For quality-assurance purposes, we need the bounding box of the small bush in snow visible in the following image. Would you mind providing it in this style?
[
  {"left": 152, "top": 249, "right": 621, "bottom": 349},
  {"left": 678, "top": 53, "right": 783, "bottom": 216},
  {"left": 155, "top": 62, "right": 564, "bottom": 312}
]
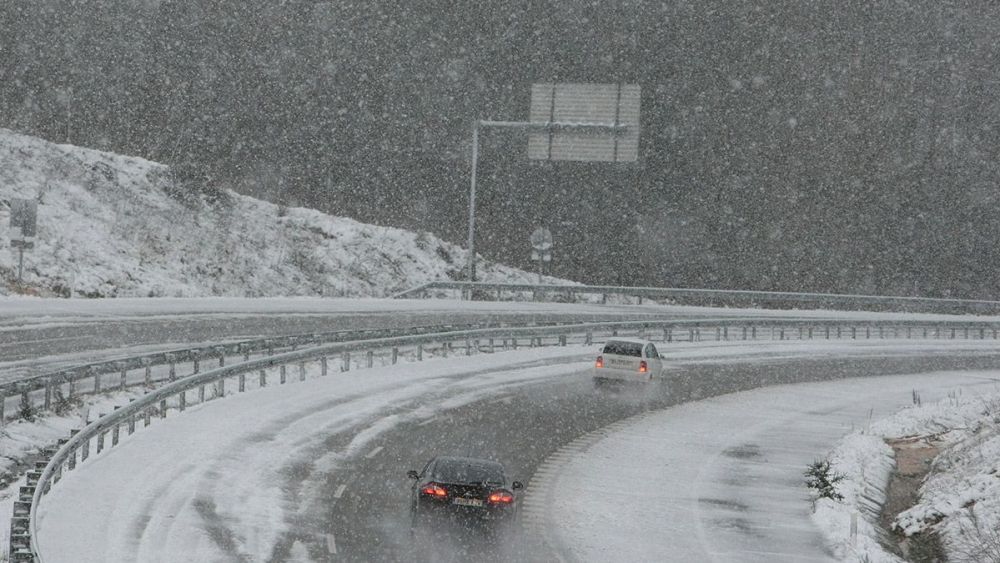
[
  {"left": 17, "top": 393, "right": 36, "bottom": 422},
  {"left": 805, "top": 460, "right": 844, "bottom": 501}
]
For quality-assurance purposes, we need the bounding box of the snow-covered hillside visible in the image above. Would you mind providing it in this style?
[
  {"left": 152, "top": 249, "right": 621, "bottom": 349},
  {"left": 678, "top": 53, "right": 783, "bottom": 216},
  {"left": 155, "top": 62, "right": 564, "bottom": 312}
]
[{"left": 0, "top": 129, "right": 569, "bottom": 297}]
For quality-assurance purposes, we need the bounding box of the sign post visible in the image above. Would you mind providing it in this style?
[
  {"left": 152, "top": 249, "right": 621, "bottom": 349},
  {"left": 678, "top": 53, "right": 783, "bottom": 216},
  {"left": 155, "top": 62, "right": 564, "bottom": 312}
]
[
  {"left": 9, "top": 199, "right": 37, "bottom": 284},
  {"left": 530, "top": 227, "right": 553, "bottom": 283},
  {"left": 465, "top": 83, "right": 640, "bottom": 294}
]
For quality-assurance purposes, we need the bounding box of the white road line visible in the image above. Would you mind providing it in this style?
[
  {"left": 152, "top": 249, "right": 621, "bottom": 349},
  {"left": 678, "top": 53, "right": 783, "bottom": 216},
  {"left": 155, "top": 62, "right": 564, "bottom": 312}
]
[
  {"left": 365, "top": 446, "right": 384, "bottom": 459},
  {"left": 334, "top": 484, "right": 347, "bottom": 499},
  {"left": 326, "top": 533, "right": 337, "bottom": 554},
  {"left": 417, "top": 417, "right": 437, "bottom": 426}
]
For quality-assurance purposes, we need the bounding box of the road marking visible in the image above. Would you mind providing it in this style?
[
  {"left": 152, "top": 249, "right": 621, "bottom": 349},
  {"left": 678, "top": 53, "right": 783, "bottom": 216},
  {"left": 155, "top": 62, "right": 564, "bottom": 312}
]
[
  {"left": 365, "top": 446, "right": 384, "bottom": 459},
  {"left": 334, "top": 484, "right": 347, "bottom": 499},
  {"left": 326, "top": 533, "right": 337, "bottom": 554},
  {"left": 417, "top": 417, "right": 437, "bottom": 426}
]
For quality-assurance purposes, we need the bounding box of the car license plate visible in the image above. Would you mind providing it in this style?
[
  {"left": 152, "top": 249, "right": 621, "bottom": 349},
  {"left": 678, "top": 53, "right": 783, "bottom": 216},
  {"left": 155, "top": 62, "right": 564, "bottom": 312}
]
[{"left": 453, "top": 497, "right": 484, "bottom": 507}]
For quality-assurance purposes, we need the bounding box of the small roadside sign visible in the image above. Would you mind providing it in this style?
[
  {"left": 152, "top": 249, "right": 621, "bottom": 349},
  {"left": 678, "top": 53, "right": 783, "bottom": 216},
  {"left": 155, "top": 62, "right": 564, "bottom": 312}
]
[{"left": 9, "top": 198, "right": 38, "bottom": 284}]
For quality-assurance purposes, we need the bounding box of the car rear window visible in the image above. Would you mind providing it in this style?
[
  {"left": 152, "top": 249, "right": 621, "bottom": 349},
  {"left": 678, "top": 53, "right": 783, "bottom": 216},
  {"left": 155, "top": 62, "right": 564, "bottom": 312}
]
[
  {"left": 433, "top": 460, "right": 504, "bottom": 484},
  {"left": 602, "top": 341, "right": 643, "bottom": 357}
]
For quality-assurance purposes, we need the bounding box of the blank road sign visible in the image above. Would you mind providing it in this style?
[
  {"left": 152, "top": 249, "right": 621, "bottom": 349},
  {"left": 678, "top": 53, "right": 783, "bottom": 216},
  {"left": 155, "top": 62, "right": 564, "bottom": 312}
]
[{"left": 529, "top": 83, "right": 640, "bottom": 162}]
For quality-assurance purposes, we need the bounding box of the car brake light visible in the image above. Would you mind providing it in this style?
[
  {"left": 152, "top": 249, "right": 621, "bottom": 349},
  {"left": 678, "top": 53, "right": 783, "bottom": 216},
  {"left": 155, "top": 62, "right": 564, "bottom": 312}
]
[
  {"left": 420, "top": 483, "right": 448, "bottom": 498},
  {"left": 488, "top": 491, "right": 514, "bottom": 504},
  {"left": 595, "top": 356, "right": 604, "bottom": 368},
  {"left": 639, "top": 360, "right": 648, "bottom": 373}
]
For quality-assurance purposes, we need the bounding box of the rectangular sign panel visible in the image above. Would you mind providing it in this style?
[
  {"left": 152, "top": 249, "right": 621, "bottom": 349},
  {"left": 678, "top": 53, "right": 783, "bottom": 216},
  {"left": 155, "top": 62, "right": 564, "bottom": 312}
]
[
  {"left": 528, "top": 83, "right": 640, "bottom": 162},
  {"left": 10, "top": 198, "right": 38, "bottom": 238}
]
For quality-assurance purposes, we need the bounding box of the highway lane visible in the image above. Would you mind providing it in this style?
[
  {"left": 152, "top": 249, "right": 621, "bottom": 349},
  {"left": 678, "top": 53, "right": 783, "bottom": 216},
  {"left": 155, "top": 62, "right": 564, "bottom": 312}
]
[
  {"left": 0, "top": 308, "right": 679, "bottom": 381},
  {"left": 306, "top": 352, "right": 1000, "bottom": 562}
]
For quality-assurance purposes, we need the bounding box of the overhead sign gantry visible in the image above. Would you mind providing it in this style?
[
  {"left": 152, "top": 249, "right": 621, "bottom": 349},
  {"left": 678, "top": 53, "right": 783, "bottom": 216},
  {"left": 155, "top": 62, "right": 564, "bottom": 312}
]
[{"left": 465, "top": 83, "right": 641, "bottom": 287}]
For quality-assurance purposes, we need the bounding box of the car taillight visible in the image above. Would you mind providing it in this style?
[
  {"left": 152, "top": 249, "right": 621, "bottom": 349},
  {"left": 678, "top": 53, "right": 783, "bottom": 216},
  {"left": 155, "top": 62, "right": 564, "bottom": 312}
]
[
  {"left": 420, "top": 483, "right": 448, "bottom": 498},
  {"left": 639, "top": 360, "right": 648, "bottom": 373},
  {"left": 488, "top": 490, "right": 514, "bottom": 504},
  {"left": 595, "top": 356, "right": 604, "bottom": 368}
]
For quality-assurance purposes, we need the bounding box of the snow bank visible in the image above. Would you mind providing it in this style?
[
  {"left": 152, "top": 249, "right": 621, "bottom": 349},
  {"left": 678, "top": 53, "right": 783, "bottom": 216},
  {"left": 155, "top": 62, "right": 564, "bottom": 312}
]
[
  {"left": 812, "top": 383, "right": 1000, "bottom": 562},
  {"left": 0, "top": 128, "right": 572, "bottom": 298}
]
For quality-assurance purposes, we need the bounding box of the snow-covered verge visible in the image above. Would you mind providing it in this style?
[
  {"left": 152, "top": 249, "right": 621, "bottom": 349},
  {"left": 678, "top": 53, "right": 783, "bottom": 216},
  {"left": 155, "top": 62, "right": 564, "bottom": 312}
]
[
  {"left": 813, "top": 385, "right": 1000, "bottom": 562},
  {"left": 0, "top": 128, "right": 572, "bottom": 298}
]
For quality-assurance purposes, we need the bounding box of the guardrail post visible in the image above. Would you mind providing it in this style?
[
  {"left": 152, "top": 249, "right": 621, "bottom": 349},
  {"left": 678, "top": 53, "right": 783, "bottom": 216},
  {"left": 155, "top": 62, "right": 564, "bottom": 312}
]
[
  {"left": 81, "top": 438, "right": 89, "bottom": 462},
  {"left": 120, "top": 366, "right": 127, "bottom": 391},
  {"left": 193, "top": 359, "right": 200, "bottom": 374},
  {"left": 965, "top": 327, "right": 970, "bottom": 339},
  {"left": 612, "top": 328, "right": 619, "bottom": 336},
  {"left": 366, "top": 351, "right": 374, "bottom": 368},
  {"left": 218, "top": 353, "right": 225, "bottom": 368},
  {"left": 144, "top": 409, "right": 152, "bottom": 427},
  {"left": 825, "top": 326, "right": 830, "bottom": 339},
  {"left": 97, "top": 432, "right": 104, "bottom": 454},
  {"left": 260, "top": 369, "right": 267, "bottom": 387},
  {"left": 159, "top": 399, "right": 167, "bottom": 418},
  {"left": 280, "top": 365, "right": 288, "bottom": 383},
  {"left": 198, "top": 385, "right": 206, "bottom": 402},
  {"left": 20, "top": 387, "right": 30, "bottom": 414},
  {"left": 878, "top": 326, "right": 884, "bottom": 339},
  {"left": 93, "top": 370, "right": 101, "bottom": 394},
  {"left": 44, "top": 380, "right": 52, "bottom": 411},
  {"left": 243, "top": 347, "right": 251, "bottom": 362},
  {"left": 980, "top": 328, "right": 985, "bottom": 339},
  {"left": 112, "top": 423, "right": 120, "bottom": 447},
  {"left": 808, "top": 327, "right": 814, "bottom": 339},
  {"left": 465, "top": 337, "right": 472, "bottom": 355},
  {"left": 144, "top": 364, "right": 152, "bottom": 387},
  {"left": 68, "top": 433, "right": 79, "bottom": 469},
  {"left": 851, "top": 327, "right": 857, "bottom": 339},
  {"left": 299, "top": 362, "right": 307, "bottom": 381},
  {"left": 752, "top": 326, "right": 757, "bottom": 339},
  {"left": 664, "top": 328, "right": 671, "bottom": 343},
  {"left": 392, "top": 348, "right": 399, "bottom": 364},
  {"left": 169, "top": 359, "right": 177, "bottom": 382},
  {"left": 342, "top": 353, "right": 351, "bottom": 372},
  {"left": 128, "top": 410, "right": 136, "bottom": 435},
  {"left": 512, "top": 338, "right": 518, "bottom": 350},
  {"left": 218, "top": 377, "right": 225, "bottom": 397},
  {"left": 321, "top": 357, "right": 329, "bottom": 375},
  {"left": 950, "top": 328, "right": 956, "bottom": 339},
  {"left": 715, "top": 327, "right": 721, "bottom": 341},
  {"left": 417, "top": 345, "right": 424, "bottom": 361},
  {"left": 779, "top": 328, "right": 785, "bottom": 340},
  {"left": 239, "top": 373, "right": 246, "bottom": 392},
  {"left": 559, "top": 335, "right": 567, "bottom": 346}
]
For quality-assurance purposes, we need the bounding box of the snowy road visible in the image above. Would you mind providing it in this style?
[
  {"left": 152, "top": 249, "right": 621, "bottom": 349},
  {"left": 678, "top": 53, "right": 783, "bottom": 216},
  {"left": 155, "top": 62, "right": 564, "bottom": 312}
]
[
  {"left": 0, "top": 297, "right": 745, "bottom": 382},
  {"left": 33, "top": 339, "right": 1000, "bottom": 562}
]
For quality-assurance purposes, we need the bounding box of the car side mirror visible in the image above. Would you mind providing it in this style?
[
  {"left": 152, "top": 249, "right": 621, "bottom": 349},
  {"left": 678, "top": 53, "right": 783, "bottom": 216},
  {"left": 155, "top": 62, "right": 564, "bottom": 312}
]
[
  {"left": 511, "top": 481, "right": 524, "bottom": 490},
  {"left": 407, "top": 470, "right": 420, "bottom": 480}
]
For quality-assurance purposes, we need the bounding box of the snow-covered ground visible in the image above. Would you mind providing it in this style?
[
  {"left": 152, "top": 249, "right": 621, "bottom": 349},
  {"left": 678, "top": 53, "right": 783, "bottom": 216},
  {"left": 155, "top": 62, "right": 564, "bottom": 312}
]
[
  {"left": 20, "top": 338, "right": 1000, "bottom": 562},
  {"left": 0, "top": 128, "right": 571, "bottom": 298},
  {"left": 814, "top": 380, "right": 1000, "bottom": 562}
]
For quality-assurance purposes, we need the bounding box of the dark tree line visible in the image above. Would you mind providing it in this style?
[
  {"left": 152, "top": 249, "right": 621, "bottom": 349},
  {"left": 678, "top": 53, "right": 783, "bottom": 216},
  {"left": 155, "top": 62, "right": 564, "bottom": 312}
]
[{"left": 3, "top": 0, "right": 1000, "bottom": 298}]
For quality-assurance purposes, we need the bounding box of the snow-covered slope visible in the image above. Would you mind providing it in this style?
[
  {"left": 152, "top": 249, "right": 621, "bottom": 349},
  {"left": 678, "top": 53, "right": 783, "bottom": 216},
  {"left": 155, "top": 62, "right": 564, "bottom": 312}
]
[{"left": 0, "top": 129, "right": 569, "bottom": 297}]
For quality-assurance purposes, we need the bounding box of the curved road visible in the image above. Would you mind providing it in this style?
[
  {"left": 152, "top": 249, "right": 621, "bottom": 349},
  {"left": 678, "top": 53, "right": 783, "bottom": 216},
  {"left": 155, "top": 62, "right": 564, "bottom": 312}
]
[{"left": 35, "top": 342, "right": 1000, "bottom": 562}]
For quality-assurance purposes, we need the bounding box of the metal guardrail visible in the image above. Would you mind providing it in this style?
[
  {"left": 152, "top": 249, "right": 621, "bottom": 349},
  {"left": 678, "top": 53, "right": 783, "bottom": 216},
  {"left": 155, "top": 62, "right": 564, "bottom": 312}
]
[
  {"left": 0, "top": 322, "right": 547, "bottom": 426},
  {"left": 394, "top": 281, "right": 1000, "bottom": 315},
  {"left": 19, "top": 317, "right": 1000, "bottom": 562}
]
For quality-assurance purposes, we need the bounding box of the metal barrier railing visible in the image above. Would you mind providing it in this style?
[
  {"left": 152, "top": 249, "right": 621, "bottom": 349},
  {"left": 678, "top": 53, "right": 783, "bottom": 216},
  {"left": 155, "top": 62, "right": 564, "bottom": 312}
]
[
  {"left": 18, "top": 317, "right": 1000, "bottom": 562},
  {"left": 394, "top": 281, "right": 1000, "bottom": 315},
  {"left": 0, "top": 321, "right": 554, "bottom": 427}
]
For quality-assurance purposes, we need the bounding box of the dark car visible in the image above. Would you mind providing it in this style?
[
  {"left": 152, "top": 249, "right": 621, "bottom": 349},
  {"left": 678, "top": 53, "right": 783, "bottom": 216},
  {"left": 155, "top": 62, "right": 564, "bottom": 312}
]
[{"left": 408, "top": 456, "right": 523, "bottom": 534}]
